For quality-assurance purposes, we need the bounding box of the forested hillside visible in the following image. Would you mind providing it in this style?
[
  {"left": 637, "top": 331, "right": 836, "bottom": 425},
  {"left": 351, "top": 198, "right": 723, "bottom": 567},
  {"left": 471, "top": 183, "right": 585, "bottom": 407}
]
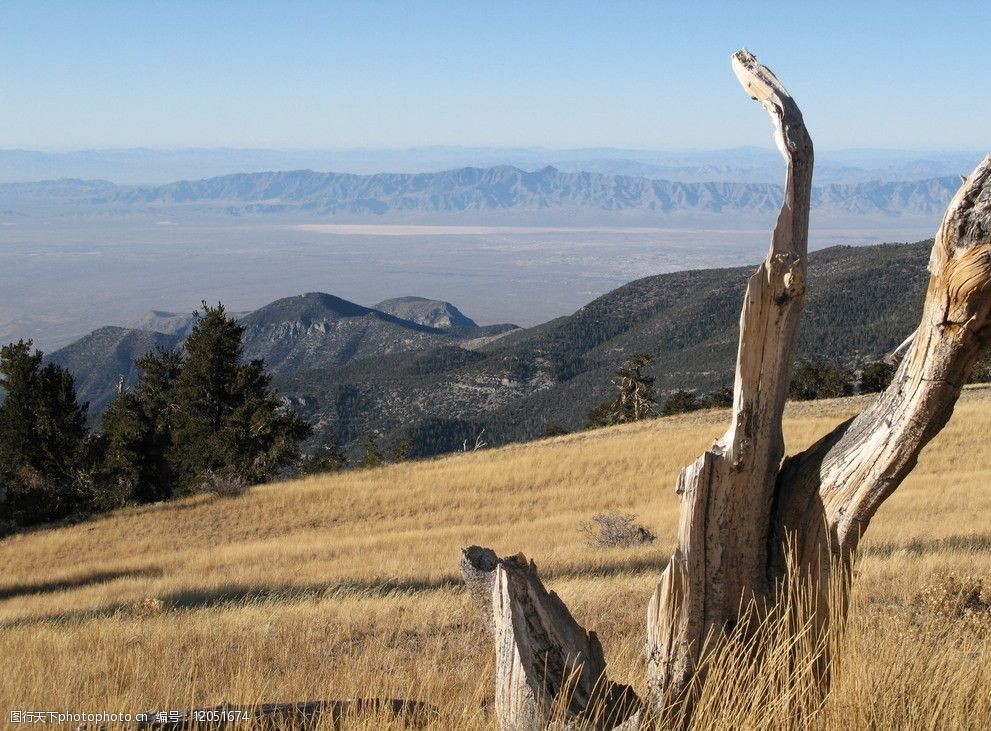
[
  {"left": 275, "top": 241, "right": 932, "bottom": 456},
  {"left": 43, "top": 240, "right": 933, "bottom": 461}
]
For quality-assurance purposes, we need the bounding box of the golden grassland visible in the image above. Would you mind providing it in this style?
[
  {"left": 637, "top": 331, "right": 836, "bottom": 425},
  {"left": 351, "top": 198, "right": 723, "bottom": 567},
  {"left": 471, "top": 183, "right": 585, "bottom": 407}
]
[{"left": 2, "top": 387, "right": 991, "bottom": 729}]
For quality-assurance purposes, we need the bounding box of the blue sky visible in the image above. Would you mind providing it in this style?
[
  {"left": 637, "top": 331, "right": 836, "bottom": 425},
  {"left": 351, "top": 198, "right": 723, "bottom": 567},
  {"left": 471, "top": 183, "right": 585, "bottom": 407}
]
[{"left": 1, "top": 1, "right": 988, "bottom": 151}]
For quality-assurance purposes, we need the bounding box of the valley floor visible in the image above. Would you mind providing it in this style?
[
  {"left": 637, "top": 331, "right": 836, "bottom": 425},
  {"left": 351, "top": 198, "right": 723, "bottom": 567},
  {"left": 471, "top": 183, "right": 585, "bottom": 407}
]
[{"left": 2, "top": 388, "right": 990, "bottom": 728}]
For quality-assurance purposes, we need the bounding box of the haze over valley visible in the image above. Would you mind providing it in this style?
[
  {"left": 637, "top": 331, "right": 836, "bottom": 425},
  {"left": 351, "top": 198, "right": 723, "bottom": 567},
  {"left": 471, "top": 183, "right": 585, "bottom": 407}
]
[{"left": 0, "top": 153, "right": 970, "bottom": 349}]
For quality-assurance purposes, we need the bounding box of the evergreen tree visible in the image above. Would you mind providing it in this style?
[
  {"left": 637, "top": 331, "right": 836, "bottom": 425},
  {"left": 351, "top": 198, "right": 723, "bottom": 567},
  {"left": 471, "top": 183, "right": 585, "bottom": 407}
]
[
  {"left": 859, "top": 360, "right": 897, "bottom": 394},
  {"left": 391, "top": 436, "right": 413, "bottom": 462},
  {"left": 968, "top": 345, "right": 991, "bottom": 383},
  {"left": 789, "top": 361, "right": 853, "bottom": 401},
  {"left": 0, "top": 341, "right": 45, "bottom": 481},
  {"left": 359, "top": 435, "right": 384, "bottom": 468},
  {"left": 661, "top": 389, "right": 704, "bottom": 416},
  {"left": 0, "top": 340, "right": 89, "bottom": 525},
  {"left": 587, "top": 353, "right": 657, "bottom": 427},
  {"left": 100, "top": 347, "right": 183, "bottom": 504},
  {"left": 169, "top": 303, "right": 311, "bottom": 492},
  {"left": 704, "top": 386, "right": 735, "bottom": 408},
  {"left": 300, "top": 443, "right": 348, "bottom": 475}
]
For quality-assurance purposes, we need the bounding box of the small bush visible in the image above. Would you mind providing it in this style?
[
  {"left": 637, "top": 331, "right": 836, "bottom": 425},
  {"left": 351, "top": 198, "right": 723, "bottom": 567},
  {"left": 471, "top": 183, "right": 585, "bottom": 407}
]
[
  {"left": 789, "top": 361, "right": 853, "bottom": 401},
  {"left": 860, "top": 360, "right": 897, "bottom": 393},
  {"left": 661, "top": 390, "right": 704, "bottom": 416},
  {"left": 580, "top": 512, "right": 656, "bottom": 548},
  {"left": 198, "top": 473, "right": 249, "bottom": 498},
  {"left": 360, "top": 436, "right": 384, "bottom": 468},
  {"left": 969, "top": 346, "right": 991, "bottom": 383},
  {"left": 914, "top": 575, "right": 991, "bottom": 619},
  {"left": 392, "top": 436, "right": 414, "bottom": 462},
  {"left": 300, "top": 445, "right": 348, "bottom": 475},
  {"left": 705, "top": 386, "right": 735, "bottom": 408}
]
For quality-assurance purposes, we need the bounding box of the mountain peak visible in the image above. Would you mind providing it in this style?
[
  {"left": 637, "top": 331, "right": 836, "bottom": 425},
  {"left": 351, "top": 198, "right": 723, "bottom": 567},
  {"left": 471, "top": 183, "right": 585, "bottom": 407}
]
[{"left": 373, "top": 296, "right": 477, "bottom": 329}]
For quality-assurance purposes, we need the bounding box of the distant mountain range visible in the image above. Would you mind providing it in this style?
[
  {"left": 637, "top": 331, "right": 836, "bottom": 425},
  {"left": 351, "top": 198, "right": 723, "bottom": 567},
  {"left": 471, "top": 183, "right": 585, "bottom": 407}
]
[
  {"left": 0, "top": 165, "right": 963, "bottom": 219},
  {"left": 0, "top": 146, "right": 983, "bottom": 185},
  {"left": 47, "top": 240, "right": 932, "bottom": 458}
]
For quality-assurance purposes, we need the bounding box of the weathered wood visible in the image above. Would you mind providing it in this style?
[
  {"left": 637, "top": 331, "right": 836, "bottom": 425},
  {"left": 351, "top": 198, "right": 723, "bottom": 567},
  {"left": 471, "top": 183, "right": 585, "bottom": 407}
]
[
  {"left": 645, "top": 48, "right": 813, "bottom": 713},
  {"left": 461, "top": 547, "right": 641, "bottom": 731},
  {"left": 771, "top": 155, "right": 991, "bottom": 588},
  {"left": 464, "top": 48, "right": 991, "bottom": 730},
  {"left": 460, "top": 544, "right": 499, "bottom": 632}
]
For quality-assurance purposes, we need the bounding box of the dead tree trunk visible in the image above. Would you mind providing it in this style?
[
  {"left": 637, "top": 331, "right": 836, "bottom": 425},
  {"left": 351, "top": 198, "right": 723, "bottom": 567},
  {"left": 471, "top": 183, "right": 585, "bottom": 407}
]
[
  {"left": 463, "top": 49, "right": 991, "bottom": 730},
  {"left": 645, "top": 48, "right": 813, "bottom": 712}
]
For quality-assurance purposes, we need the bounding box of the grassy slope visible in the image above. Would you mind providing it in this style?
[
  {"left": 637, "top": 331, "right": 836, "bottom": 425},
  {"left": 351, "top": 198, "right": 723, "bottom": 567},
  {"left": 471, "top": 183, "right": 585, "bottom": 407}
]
[{"left": 2, "top": 388, "right": 991, "bottom": 728}]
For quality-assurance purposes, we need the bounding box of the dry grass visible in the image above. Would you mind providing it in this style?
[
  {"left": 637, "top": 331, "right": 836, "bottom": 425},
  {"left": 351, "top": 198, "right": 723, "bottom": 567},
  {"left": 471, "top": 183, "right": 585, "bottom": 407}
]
[{"left": 2, "top": 386, "right": 991, "bottom": 729}]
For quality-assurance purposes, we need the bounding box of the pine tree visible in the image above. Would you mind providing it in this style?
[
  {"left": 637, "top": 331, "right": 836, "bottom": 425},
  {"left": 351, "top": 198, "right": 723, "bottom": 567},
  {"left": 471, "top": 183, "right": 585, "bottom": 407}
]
[
  {"left": 0, "top": 340, "right": 89, "bottom": 524},
  {"left": 587, "top": 353, "right": 658, "bottom": 427},
  {"left": 789, "top": 361, "right": 853, "bottom": 401},
  {"left": 100, "top": 347, "right": 183, "bottom": 503},
  {"left": 359, "top": 435, "right": 384, "bottom": 468},
  {"left": 300, "top": 443, "right": 348, "bottom": 475},
  {"left": 967, "top": 344, "right": 991, "bottom": 383},
  {"left": 859, "top": 360, "right": 897, "bottom": 394},
  {"left": 169, "top": 303, "right": 311, "bottom": 491},
  {"left": 391, "top": 436, "right": 413, "bottom": 462},
  {"left": 661, "top": 389, "right": 703, "bottom": 416},
  {"left": 0, "top": 341, "right": 45, "bottom": 481},
  {"left": 704, "top": 386, "right": 735, "bottom": 408}
]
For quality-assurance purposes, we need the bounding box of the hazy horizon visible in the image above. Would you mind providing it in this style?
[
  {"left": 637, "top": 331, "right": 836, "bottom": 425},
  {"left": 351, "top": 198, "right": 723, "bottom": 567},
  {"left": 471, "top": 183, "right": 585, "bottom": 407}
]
[{"left": 2, "top": 2, "right": 987, "bottom": 351}]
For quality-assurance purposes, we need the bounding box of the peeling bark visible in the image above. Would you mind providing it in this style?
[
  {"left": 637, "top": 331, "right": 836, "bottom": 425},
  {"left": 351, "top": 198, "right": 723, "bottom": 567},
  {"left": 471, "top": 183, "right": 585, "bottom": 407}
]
[{"left": 771, "top": 155, "right": 991, "bottom": 587}]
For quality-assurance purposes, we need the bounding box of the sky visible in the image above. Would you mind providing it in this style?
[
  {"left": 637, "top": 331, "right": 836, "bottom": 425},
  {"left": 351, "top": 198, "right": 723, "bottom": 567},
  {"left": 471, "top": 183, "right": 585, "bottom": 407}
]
[{"left": 1, "top": 1, "right": 989, "bottom": 151}]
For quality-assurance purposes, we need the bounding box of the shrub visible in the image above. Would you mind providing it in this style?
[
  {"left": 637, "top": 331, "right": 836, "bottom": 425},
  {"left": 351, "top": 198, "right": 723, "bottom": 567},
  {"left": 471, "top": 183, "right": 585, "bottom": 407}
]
[
  {"left": 789, "top": 361, "right": 853, "bottom": 401},
  {"left": 705, "top": 386, "right": 735, "bottom": 408},
  {"left": 969, "top": 345, "right": 991, "bottom": 383},
  {"left": 662, "top": 390, "right": 703, "bottom": 416},
  {"left": 914, "top": 575, "right": 991, "bottom": 620},
  {"left": 124, "top": 597, "right": 166, "bottom": 618},
  {"left": 392, "top": 437, "right": 414, "bottom": 462},
  {"left": 860, "top": 360, "right": 897, "bottom": 393},
  {"left": 197, "top": 472, "right": 249, "bottom": 498},
  {"left": 579, "top": 512, "right": 656, "bottom": 548},
  {"left": 360, "top": 435, "right": 384, "bottom": 468},
  {"left": 300, "top": 445, "right": 348, "bottom": 475}
]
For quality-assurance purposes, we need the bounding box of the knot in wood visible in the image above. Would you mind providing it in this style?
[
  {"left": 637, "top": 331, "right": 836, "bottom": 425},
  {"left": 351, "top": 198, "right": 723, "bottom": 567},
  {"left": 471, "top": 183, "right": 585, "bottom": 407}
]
[
  {"left": 940, "top": 244, "right": 991, "bottom": 331},
  {"left": 768, "top": 252, "right": 805, "bottom": 305}
]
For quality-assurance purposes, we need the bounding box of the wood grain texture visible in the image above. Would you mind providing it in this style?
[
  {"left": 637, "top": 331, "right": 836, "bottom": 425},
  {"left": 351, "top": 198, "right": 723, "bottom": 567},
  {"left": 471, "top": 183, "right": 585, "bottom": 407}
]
[
  {"left": 645, "top": 49, "right": 813, "bottom": 711},
  {"left": 461, "top": 547, "right": 641, "bottom": 730}
]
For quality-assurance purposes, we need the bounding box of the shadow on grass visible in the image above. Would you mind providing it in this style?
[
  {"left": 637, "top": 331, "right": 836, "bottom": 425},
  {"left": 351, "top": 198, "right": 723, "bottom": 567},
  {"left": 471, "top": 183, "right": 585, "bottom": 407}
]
[
  {"left": 862, "top": 532, "right": 991, "bottom": 558},
  {"left": 0, "top": 566, "right": 163, "bottom": 601},
  {"left": 0, "top": 555, "right": 668, "bottom": 629}
]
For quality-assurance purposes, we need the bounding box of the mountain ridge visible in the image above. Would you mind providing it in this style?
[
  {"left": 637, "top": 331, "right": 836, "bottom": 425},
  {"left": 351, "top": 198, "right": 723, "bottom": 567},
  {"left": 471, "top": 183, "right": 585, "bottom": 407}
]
[
  {"left": 46, "top": 294, "right": 517, "bottom": 414},
  {"left": 0, "top": 166, "right": 962, "bottom": 219},
  {"left": 46, "top": 240, "right": 934, "bottom": 459}
]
